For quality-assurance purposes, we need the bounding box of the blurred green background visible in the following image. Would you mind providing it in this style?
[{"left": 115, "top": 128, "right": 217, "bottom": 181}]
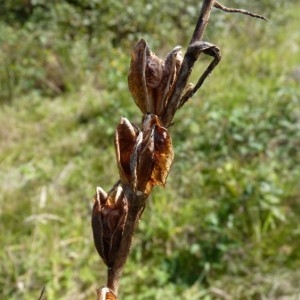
[{"left": 1, "top": 0, "right": 300, "bottom": 299}]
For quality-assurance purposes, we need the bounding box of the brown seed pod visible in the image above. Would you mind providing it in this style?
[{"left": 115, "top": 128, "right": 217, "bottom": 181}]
[
  {"left": 91, "top": 183, "right": 128, "bottom": 267},
  {"left": 128, "top": 39, "right": 182, "bottom": 117},
  {"left": 135, "top": 114, "right": 174, "bottom": 196}
]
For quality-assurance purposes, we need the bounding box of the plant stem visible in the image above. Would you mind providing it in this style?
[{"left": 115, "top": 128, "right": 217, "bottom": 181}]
[
  {"left": 103, "top": 1, "right": 217, "bottom": 296},
  {"left": 106, "top": 185, "right": 147, "bottom": 295},
  {"left": 162, "top": 0, "right": 216, "bottom": 126},
  {"left": 190, "top": 0, "right": 215, "bottom": 44}
]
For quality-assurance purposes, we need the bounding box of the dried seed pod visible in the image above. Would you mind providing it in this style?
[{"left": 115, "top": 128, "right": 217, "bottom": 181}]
[
  {"left": 134, "top": 114, "right": 174, "bottom": 196},
  {"left": 114, "top": 115, "right": 174, "bottom": 196},
  {"left": 156, "top": 46, "right": 182, "bottom": 116},
  {"left": 92, "top": 183, "right": 128, "bottom": 267},
  {"left": 128, "top": 39, "right": 183, "bottom": 117}
]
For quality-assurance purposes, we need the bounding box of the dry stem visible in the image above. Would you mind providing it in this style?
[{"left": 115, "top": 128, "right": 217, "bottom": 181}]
[
  {"left": 94, "top": 1, "right": 266, "bottom": 298},
  {"left": 106, "top": 186, "right": 147, "bottom": 294},
  {"left": 105, "top": 2, "right": 218, "bottom": 290},
  {"left": 161, "top": 0, "right": 216, "bottom": 126}
]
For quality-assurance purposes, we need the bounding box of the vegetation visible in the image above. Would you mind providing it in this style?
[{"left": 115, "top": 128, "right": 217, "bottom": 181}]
[{"left": 1, "top": 0, "right": 299, "bottom": 299}]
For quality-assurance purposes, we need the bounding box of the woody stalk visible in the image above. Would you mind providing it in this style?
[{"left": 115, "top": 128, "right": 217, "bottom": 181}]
[{"left": 91, "top": 1, "right": 266, "bottom": 299}]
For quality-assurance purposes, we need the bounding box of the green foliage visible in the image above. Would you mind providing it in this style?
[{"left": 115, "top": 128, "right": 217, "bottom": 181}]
[
  {"left": 0, "top": 0, "right": 202, "bottom": 103},
  {"left": 1, "top": 0, "right": 300, "bottom": 299}
]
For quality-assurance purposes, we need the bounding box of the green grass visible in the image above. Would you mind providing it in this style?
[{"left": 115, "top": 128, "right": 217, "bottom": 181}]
[{"left": 1, "top": 1, "right": 300, "bottom": 299}]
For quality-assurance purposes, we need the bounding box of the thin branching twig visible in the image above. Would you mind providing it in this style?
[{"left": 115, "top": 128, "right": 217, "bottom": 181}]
[{"left": 38, "top": 286, "right": 46, "bottom": 300}]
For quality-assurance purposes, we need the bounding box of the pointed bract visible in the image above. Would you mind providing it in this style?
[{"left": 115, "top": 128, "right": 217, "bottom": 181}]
[
  {"left": 128, "top": 39, "right": 149, "bottom": 114},
  {"left": 151, "top": 124, "right": 174, "bottom": 186}
]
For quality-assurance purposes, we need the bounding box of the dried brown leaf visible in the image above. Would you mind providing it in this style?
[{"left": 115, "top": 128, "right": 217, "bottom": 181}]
[
  {"left": 150, "top": 124, "right": 174, "bottom": 186},
  {"left": 131, "top": 114, "right": 174, "bottom": 196}
]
